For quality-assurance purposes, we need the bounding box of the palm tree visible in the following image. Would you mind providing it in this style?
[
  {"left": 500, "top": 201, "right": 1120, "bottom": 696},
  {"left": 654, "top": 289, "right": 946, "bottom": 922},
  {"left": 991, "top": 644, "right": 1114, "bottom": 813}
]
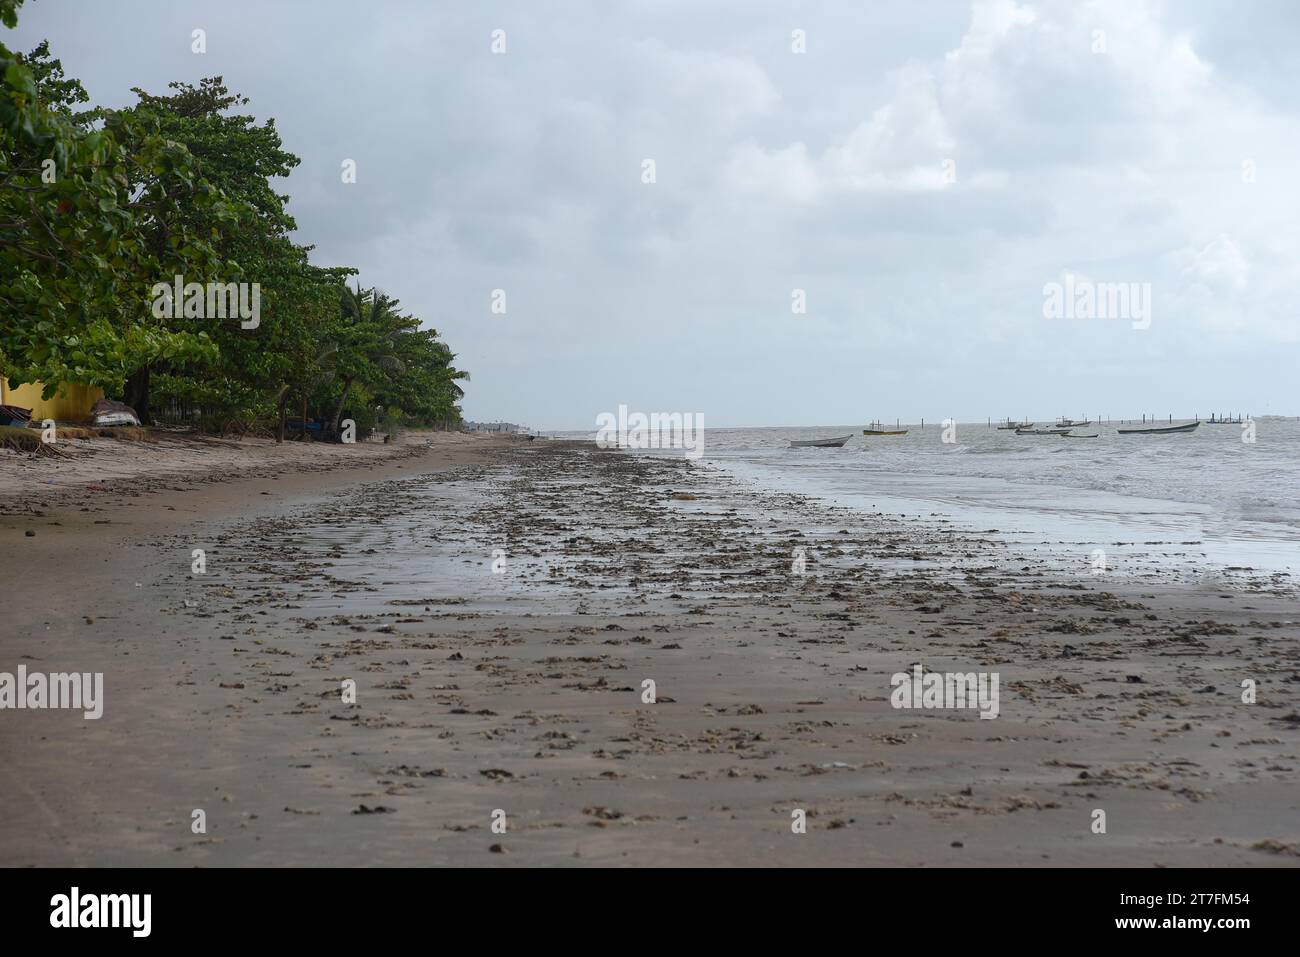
[
  {"left": 432, "top": 340, "right": 469, "bottom": 397},
  {"left": 329, "top": 283, "right": 405, "bottom": 436}
]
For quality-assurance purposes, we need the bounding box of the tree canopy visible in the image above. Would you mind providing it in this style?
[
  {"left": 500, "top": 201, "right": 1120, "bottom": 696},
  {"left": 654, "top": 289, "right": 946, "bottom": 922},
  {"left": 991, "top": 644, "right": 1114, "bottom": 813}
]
[{"left": 1, "top": 1, "right": 466, "bottom": 437}]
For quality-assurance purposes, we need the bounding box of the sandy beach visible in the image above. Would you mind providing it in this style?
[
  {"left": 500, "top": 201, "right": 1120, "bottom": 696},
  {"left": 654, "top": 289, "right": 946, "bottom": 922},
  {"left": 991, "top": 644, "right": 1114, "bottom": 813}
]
[{"left": 2, "top": 435, "right": 1296, "bottom": 867}]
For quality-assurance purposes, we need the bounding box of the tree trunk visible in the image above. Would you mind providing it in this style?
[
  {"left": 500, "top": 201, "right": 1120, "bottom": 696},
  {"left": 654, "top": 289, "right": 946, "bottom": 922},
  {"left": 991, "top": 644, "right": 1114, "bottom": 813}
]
[
  {"left": 124, "top": 365, "right": 152, "bottom": 425},
  {"left": 330, "top": 376, "right": 354, "bottom": 438},
  {"left": 275, "top": 388, "right": 289, "bottom": 444}
]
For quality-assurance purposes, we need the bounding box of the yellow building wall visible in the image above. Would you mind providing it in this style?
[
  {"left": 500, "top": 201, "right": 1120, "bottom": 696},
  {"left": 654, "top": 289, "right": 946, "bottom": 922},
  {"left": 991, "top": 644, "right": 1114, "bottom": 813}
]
[{"left": 0, "top": 378, "right": 104, "bottom": 421}]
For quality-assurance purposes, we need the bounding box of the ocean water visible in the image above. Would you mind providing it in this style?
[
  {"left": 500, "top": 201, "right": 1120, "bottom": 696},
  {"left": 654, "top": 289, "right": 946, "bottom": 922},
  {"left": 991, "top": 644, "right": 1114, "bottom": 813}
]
[{"left": 560, "top": 416, "right": 1300, "bottom": 577}]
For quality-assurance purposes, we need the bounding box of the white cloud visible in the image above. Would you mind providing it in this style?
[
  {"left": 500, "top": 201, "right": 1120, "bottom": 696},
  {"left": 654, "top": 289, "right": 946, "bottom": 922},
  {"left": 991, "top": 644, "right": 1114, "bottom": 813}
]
[{"left": 1177, "top": 235, "right": 1249, "bottom": 291}]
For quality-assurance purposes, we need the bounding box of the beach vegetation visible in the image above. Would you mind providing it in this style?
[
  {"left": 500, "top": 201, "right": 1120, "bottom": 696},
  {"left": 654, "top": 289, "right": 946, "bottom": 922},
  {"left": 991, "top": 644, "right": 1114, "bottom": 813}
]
[{"left": 0, "top": 2, "right": 467, "bottom": 439}]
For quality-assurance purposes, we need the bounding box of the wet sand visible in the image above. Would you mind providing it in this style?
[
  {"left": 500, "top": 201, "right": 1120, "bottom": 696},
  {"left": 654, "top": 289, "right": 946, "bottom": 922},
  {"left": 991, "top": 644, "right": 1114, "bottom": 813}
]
[{"left": 1, "top": 436, "right": 1297, "bottom": 866}]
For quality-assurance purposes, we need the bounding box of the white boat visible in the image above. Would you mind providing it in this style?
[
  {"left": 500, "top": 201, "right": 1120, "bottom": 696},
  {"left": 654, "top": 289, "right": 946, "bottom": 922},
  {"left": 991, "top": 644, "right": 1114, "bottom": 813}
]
[
  {"left": 790, "top": 434, "right": 854, "bottom": 448},
  {"left": 1016, "top": 427, "right": 1072, "bottom": 435},
  {"left": 997, "top": 419, "right": 1033, "bottom": 430}
]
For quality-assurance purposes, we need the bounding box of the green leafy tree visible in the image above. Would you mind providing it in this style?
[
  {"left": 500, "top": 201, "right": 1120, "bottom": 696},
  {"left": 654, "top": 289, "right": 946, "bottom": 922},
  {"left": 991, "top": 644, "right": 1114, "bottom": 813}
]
[
  {"left": 1, "top": 2, "right": 469, "bottom": 433},
  {"left": 327, "top": 284, "right": 406, "bottom": 434},
  {"left": 112, "top": 77, "right": 320, "bottom": 423},
  {"left": 1, "top": 31, "right": 232, "bottom": 400}
]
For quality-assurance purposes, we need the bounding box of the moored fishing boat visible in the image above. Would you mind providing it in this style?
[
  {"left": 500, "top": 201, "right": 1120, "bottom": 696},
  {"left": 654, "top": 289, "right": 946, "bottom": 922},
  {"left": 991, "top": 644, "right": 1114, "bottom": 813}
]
[
  {"left": 997, "top": 418, "right": 1033, "bottom": 430},
  {"left": 790, "top": 434, "right": 854, "bottom": 448},
  {"left": 1116, "top": 421, "right": 1200, "bottom": 435},
  {"left": 863, "top": 421, "right": 908, "bottom": 435}
]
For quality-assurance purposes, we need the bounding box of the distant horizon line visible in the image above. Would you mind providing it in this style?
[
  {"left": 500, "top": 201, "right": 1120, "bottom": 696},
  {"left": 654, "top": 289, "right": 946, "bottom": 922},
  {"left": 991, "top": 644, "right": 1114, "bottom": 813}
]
[{"left": 490, "top": 411, "right": 1294, "bottom": 433}]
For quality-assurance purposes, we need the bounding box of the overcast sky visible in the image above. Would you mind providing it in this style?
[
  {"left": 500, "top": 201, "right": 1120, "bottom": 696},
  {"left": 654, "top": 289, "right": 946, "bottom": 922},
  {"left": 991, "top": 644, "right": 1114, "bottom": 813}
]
[{"left": 12, "top": 0, "right": 1300, "bottom": 428}]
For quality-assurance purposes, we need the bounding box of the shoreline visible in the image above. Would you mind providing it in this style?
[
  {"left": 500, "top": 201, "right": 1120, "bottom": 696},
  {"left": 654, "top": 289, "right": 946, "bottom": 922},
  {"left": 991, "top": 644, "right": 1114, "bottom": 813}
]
[
  {"left": 1, "top": 437, "right": 1297, "bottom": 866},
  {"left": 595, "top": 419, "right": 1300, "bottom": 581},
  {"left": 0, "top": 429, "right": 515, "bottom": 515},
  {"left": 711, "top": 459, "right": 1300, "bottom": 588}
]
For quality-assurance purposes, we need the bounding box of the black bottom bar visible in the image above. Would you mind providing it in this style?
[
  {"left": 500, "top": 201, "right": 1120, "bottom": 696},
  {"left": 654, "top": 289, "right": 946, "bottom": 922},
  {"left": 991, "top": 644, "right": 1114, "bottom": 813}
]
[{"left": 1, "top": 866, "right": 1287, "bottom": 943}]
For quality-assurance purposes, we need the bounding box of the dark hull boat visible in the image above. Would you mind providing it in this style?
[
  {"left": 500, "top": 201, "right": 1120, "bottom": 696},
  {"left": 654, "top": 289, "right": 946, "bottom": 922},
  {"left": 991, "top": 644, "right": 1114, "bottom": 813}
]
[
  {"left": 1116, "top": 421, "right": 1200, "bottom": 435},
  {"left": 863, "top": 420, "right": 907, "bottom": 435}
]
